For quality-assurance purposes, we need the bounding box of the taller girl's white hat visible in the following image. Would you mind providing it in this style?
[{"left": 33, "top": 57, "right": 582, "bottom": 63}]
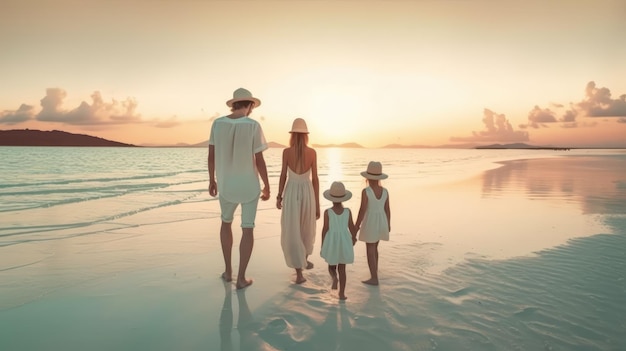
[{"left": 360, "top": 161, "right": 388, "bottom": 180}]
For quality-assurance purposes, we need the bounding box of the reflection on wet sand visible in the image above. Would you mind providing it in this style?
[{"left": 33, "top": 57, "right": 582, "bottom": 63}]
[
  {"left": 219, "top": 283, "right": 261, "bottom": 351},
  {"left": 481, "top": 155, "right": 626, "bottom": 215}
]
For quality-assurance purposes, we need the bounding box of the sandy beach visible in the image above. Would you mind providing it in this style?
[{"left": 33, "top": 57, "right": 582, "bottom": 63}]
[{"left": 1, "top": 150, "right": 625, "bottom": 350}]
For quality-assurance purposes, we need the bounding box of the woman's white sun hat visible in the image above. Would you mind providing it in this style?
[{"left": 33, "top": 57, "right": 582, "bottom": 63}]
[
  {"left": 323, "top": 181, "right": 352, "bottom": 202},
  {"left": 289, "top": 118, "right": 309, "bottom": 134},
  {"left": 360, "top": 161, "right": 388, "bottom": 180},
  {"left": 226, "top": 88, "right": 261, "bottom": 107}
]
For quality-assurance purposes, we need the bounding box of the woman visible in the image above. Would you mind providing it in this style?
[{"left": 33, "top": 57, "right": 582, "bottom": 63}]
[{"left": 276, "top": 118, "right": 320, "bottom": 284}]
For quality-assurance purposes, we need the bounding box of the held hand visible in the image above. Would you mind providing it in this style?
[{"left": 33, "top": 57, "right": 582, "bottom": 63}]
[
  {"left": 260, "top": 186, "right": 270, "bottom": 201},
  {"left": 208, "top": 180, "right": 218, "bottom": 197},
  {"left": 351, "top": 236, "right": 357, "bottom": 246}
]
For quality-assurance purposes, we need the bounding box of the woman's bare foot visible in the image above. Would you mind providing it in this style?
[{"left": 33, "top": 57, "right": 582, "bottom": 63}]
[
  {"left": 339, "top": 294, "right": 347, "bottom": 300},
  {"left": 306, "top": 261, "right": 314, "bottom": 269},
  {"left": 331, "top": 276, "right": 338, "bottom": 290},
  {"left": 295, "top": 276, "right": 307, "bottom": 284},
  {"left": 362, "top": 278, "right": 379, "bottom": 286},
  {"left": 221, "top": 272, "right": 232, "bottom": 282},
  {"left": 236, "top": 279, "right": 253, "bottom": 289}
]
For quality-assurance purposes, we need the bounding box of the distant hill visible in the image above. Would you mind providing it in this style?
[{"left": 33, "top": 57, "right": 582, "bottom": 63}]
[
  {"left": 312, "top": 142, "right": 364, "bottom": 148},
  {"left": 0, "top": 129, "right": 136, "bottom": 147}
]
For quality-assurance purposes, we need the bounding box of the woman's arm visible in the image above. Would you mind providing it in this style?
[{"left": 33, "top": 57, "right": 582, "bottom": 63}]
[
  {"left": 208, "top": 145, "right": 217, "bottom": 197},
  {"left": 276, "top": 148, "right": 289, "bottom": 209}
]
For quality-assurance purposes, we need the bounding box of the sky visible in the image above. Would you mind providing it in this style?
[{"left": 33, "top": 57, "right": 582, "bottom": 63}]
[{"left": 1, "top": 0, "right": 625, "bottom": 148}]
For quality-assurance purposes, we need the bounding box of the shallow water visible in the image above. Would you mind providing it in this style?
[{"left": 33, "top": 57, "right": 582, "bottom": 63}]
[{"left": 1, "top": 147, "right": 625, "bottom": 350}]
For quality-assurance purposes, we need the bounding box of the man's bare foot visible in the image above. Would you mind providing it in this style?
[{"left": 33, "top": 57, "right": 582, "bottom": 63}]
[
  {"left": 306, "top": 261, "right": 314, "bottom": 270},
  {"left": 295, "top": 276, "right": 307, "bottom": 284},
  {"left": 331, "top": 276, "right": 338, "bottom": 290},
  {"left": 236, "top": 279, "right": 253, "bottom": 289},
  {"left": 221, "top": 272, "right": 232, "bottom": 282},
  {"left": 362, "top": 278, "right": 379, "bottom": 286},
  {"left": 339, "top": 295, "right": 347, "bottom": 300}
]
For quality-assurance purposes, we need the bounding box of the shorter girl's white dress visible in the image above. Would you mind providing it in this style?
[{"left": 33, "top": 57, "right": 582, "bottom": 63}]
[
  {"left": 358, "top": 187, "right": 390, "bottom": 243},
  {"left": 320, "top": 208, "right": 354, "bottom": 265}
]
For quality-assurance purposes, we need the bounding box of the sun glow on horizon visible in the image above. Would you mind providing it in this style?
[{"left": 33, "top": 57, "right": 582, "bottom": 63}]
[{"left": 306, "top": 85, "right": 370, "bottom": 144}]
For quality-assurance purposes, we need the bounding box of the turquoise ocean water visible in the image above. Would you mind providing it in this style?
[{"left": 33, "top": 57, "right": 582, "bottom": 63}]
[{"left": 1, "top": 146, "right": 625, "bottom": 350}]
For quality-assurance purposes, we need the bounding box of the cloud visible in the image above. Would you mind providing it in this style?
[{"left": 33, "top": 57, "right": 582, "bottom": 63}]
[
  {"left": 519, "top": 81, "right": 626, "bottom": 129},
  {"left": 36, "top": 88, "right": 141, "bottom": 125},
  {"left": 450, "top": 108, "right": 529, "bottom": 143},
  {"left": 0, "top": 104, "right": 36, "bottom": 125},
  {"left": 577, "top": 81, "right": 626, "bottom": 117},
  {"left": 526, "top": 105, "right": 558, "bottom": 128},
  {"left": 522, "top": 104, "right": 580, "bottom": 129}
]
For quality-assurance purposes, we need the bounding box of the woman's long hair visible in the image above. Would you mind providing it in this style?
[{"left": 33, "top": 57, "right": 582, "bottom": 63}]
[{"left": 289, "top": 132, "right": 309, "bottom": 172}]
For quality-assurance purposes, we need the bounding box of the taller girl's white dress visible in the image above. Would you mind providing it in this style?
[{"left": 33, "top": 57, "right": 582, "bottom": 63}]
[
  {"left": 281, "top": 168, "right": 316, "bottom": 269},
  {"left": 358, "top": 187, "right": 389, "bottom": 243},
  {"left": 320, "top": 208, "right": 354, "bottom": 265}
]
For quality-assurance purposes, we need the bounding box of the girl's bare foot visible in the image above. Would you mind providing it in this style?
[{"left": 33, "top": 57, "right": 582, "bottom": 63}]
[
  {"left": 236, "top": 279, "right": 253, "bottom": 289},
  {"left": 306, "top": 261, "right": 314, "bottom": 269},
  {"left": 295, "top": 276, "right": 307, "bottom": 284},
  {"left": 221, "top": 272, "right": 232, "bottom": 282},
  {"left": 339, "top": 295, "right": 347, "bottom": 300},
  {"left": 331, "top": 276, "right": 338, "bottom": 290},
  {"left": 362, "top": 278, "right": 379, "bottom": 286}
]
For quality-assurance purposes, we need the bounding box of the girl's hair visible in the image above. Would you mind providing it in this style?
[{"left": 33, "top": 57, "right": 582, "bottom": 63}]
[
  {"left": 366, "top": 179, "right": 379, "bottom": 186},
  {"left": 289, "top": 132, "right": 309, "bottom": 171}
]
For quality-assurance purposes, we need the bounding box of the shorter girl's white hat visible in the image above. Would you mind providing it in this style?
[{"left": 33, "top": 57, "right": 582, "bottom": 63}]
[
  {"left": 323, "top": 181, "right": 352, "bottom": 202},
  {"left": 360, "top": 161, "right": 388, "bottom": 180},
  {"left": 289, "top": 118, "right": 309, "bottom": 133},
  {"left": 226, "top": 88, "right": 261, "bottom": 107}
]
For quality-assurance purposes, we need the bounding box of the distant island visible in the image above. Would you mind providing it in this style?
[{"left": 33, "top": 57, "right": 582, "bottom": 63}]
[{"left": 0, "top": 129, "right": 136, "bottom": 147}]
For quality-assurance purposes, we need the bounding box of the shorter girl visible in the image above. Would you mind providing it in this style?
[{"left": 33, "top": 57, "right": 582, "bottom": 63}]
[
  {"left": 320, "top": 181, "right": 357, "bottom": 300},
  {"left": 355, "top": 161, "right": 391, "bottom": 286}
]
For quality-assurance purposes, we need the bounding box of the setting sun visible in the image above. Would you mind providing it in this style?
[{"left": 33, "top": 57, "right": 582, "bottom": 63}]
[{"left": 306, "top": 84, "right": 370, "bottom": 144}]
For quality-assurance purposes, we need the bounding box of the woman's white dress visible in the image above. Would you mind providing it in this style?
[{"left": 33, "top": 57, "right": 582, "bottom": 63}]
[
  {"left": 281, "top": 168, "right": 316, "bottom": 269},
  {"left": 358, "top": 187, "right": 389, "bottom": 243},
  {"left": 320, "top": 209, "right": 354, "bottom": 265}
]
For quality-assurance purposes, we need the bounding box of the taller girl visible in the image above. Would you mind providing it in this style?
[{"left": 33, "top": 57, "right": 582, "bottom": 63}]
[
  {"left": 355, "top": 161, "right": 391, "bottom": 286},
  {"left": 276, "top": 118, "right": 321, "bottom": 284}
]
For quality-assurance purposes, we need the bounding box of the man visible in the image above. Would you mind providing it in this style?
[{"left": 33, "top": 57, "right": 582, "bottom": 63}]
[{"left": 208, "top": 88, "right": 270, "bottom": 289}]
